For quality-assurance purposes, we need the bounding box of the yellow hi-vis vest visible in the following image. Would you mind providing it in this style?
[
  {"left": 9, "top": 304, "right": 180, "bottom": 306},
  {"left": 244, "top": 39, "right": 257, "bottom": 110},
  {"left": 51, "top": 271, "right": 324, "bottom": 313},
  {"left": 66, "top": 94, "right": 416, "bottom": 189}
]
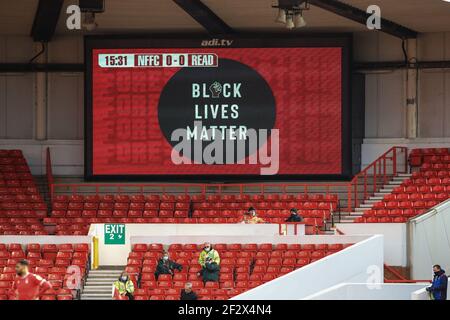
[
  {"left": 113, "top": 280, "right": 134, "bottom": 295},
  {"left": 198, "top": 249, "right": 220, "bottom": 267}
]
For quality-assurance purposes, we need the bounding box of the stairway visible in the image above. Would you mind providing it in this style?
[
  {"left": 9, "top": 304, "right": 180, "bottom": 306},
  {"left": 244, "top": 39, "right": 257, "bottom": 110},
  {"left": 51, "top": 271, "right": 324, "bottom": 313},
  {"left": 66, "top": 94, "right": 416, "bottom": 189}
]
[
  {"left": 34, "top": 175, "right": 51, "bottom": 211},
  {"left": 80, "top": 267, "right": 124, "bottom": 300},
  {"left": 338, "top": 173, "right": 412, "bottom": 223}
]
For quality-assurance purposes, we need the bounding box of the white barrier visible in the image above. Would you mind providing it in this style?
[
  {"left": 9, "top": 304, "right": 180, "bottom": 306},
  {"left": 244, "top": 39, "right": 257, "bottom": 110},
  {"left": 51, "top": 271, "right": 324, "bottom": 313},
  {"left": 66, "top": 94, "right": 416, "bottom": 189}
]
[
  {"left": 336, "top": 223, "right": 407, "bottom": 266},
  {"left": 131, "top": 234, "right": 366, "bottom": 246},
  {"left": 408, "top": 199, "right": 450, "bottom": 280},
  {"left": 305, "top": 282, "right": 428, "bottom": 300},
  {"left": 411, "top": 287, "right": 430, "bottom": 300},
  {"left": 411, "top": 284, "right": 450, "bottom": 300},
  {"left": 231, "top": 235, "right": 384, "bottom": 300}
]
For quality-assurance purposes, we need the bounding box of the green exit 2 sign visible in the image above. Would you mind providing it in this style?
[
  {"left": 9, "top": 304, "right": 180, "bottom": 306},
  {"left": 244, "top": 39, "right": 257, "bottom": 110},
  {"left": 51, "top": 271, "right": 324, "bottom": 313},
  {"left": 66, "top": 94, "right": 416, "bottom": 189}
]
[{"left": 104, "top": 224, "right": 126, "bottom": 245}]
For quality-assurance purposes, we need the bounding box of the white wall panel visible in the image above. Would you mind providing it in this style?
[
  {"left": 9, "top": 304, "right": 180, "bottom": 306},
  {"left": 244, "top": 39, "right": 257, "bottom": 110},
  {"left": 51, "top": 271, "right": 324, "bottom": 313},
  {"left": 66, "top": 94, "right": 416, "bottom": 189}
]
[
  {"left": 47, "top": 73, "right": 84, "bottom": 139},
  {"left": 0, "top": 74, "right": 34, "bottom": 139},
  {"left": 419, "top": 70, "right": 446, "bottom": 137},
  {"left": 48, "top": 36, "right": 83, "bottom": 63},
  {"left": 358, "top": 32, "right": 450, "bottom": 140}
]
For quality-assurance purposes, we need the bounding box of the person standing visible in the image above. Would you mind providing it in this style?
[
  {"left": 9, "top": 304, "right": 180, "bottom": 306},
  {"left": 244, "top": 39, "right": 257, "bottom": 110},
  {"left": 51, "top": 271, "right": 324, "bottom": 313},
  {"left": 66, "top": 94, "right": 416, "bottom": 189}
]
[
  {"left": 11, "top": 259, "right": 52, "bottom": 300},
  {"left": 426, "top": 265, "right": 448, "bottom": 300}
]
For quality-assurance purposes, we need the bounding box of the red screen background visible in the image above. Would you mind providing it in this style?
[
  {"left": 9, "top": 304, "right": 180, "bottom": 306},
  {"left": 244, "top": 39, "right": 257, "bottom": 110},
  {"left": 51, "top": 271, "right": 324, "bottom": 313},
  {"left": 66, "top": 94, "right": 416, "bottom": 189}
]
[{"left": 92, "top": 47, "right": 342, "bottom": 176}]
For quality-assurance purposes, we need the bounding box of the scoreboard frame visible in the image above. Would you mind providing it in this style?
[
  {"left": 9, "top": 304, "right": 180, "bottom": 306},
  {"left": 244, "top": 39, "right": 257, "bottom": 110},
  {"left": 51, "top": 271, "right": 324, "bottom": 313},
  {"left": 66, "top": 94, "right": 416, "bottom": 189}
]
[{"left": 84, "top": 34, "right": 353, "bottom": 182}]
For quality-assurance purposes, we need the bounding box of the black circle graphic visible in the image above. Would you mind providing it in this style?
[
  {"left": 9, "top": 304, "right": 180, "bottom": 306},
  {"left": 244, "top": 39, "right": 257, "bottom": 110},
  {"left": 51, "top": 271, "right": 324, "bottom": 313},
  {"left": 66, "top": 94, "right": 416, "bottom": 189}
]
[{"left": 158, "top": 58, "right": 276, "bottom": 164}]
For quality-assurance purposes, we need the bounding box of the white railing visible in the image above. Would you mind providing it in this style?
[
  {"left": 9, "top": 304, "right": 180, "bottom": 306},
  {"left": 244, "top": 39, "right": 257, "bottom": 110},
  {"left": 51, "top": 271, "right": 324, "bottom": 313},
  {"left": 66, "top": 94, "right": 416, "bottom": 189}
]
[{"left": 305, "top": 282, "right": 429, "bottom": 300}]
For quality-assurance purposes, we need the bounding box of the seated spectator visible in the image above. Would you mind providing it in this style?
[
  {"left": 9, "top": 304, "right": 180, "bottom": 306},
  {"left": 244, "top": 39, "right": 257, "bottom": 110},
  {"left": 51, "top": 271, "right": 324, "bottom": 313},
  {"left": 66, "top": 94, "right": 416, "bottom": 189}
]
[
  {"left": 180, "top": 282, "right": 198, "bottom": 300},
  {"left": 200, "top": 256, "right": 220, "bottom": 283},
  {"left": 241, "top": 207, "right": 265, "bottom": 224},
  {"left": 198, "top": 243, "right": 220, "bottom": 267},
  {"left": 113, "top": 272, "right": 135, "bottom": 300},
  {"left": 154, "top": 251, "right": 182, "bottom": 280},
  {"left": 285, "top": 208, "right": 303, "bottom": 222},
  {"left": 426, "top": 264, "right": 448, "bottom": 300}
]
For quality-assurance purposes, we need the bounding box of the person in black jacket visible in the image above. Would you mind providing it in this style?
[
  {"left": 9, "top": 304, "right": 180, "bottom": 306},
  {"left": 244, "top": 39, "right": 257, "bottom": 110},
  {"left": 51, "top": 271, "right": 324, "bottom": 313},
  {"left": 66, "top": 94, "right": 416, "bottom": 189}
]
[
  {"left": 285, "top": 208, "right": 303, "bottom": 222},
  {"left": 154, "top": 251, "right": 182, "bottom": 280},
  {"left": 180, "top": 282, "right": 198, "bottom": 300},
  {"left": 200, "top": 256, "right": 220, "bottom": 283}
]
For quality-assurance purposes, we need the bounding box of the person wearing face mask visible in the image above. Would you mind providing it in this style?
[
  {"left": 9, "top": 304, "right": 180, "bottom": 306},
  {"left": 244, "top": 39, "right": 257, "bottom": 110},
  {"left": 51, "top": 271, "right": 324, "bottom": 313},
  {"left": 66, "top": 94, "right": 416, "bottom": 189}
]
[
  {"left": 11, "top": 259, "right": 52, "bottom": 300},
  {"left": 426, "top": 264, "right": 448, "bottom": 300},
  {"left": 241, "top": 207, "right": 265, "bottom": 224},
  {"left": 198, "top": 243, "right": 221, "bottom": 283},
  {"left": 154, "top": 251, "right": 183, "bottom": 280},
  {"left": 285, "top": 208, "right": 303, "bottom": 222},
  {"left": 198, "top": 243, "right": 220, "bottom": 267},
  {"left": 113, "top": 272, "right": 135, "bottom": 300}
]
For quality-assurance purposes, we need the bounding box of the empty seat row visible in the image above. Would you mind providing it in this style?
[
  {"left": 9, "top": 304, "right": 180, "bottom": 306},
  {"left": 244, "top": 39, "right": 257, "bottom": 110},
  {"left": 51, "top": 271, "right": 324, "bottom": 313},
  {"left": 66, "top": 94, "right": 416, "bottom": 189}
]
[
  {"left": 52, "top": 193, "right": 338, "bottom": 203},
  {"left": 409, "top": 148, "right": 449, "bottom": 167}
]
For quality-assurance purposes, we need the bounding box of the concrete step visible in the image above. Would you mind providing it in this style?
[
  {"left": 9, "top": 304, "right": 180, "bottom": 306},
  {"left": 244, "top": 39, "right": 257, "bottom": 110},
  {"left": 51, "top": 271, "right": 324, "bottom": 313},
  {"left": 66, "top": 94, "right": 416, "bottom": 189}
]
[
  {"left": 88, "top": 272, "right": 122, "bottom": 276},
  {"left": 359, "top": 204, "right": 373, "bottom": 208},
  {"left": 89, "top": 271, "right": 123, "bottom": 275},
  {"left": 347, "top": 212, "right": 364, "bottom": 216},
  {"left": 83, "top": 285, "right": 112, "bottom": 290},
  {"left": 83, "top": 288, "right": 112, "bottom": 294},
  {"left": 374, "top": 192, "right": 389, "bottom": 197},
  {"left": 85, "top": 280, "right": 117, "bottom": 284},
  {"left": 355, "top": 207, "right": 370, "bottom": 212},
  {"left": 364, "top": 199, "right": 381, "bottom": 204},
  {"left": 87, "top": 276, "right": 119, "bottom": 282}
]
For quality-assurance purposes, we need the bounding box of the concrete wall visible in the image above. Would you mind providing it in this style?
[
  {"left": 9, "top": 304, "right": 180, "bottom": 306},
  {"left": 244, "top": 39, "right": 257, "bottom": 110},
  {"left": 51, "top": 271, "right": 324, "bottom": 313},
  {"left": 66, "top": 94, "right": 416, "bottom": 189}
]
[
  {"left": 408, "top": 199, "right": 450, "bottom": 280},
  {"left": 355, "top": 32, "right": 450, "bottom": 140},
  {"left": 0, "top": 35, "right": 83, "bottom": 141},
  {"left": 336, "top": 223, "right": 407, "bottom": 267}
]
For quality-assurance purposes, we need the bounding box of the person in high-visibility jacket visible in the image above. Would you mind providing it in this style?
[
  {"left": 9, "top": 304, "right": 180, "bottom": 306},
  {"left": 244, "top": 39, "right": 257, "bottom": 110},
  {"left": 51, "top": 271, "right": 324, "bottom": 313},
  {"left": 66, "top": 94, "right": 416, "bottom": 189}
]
[
  {"left": 198, "top": 243, "right": 220, "bottom": 267},
  {"left": 198, "top": 243, "right": 221, "bottom": 283},
  {"left": 112, "top": 272, "right": 135, "bottom": 300},
  {"left": 241, "top": 207, "right": 265, "bottom": 224}
]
